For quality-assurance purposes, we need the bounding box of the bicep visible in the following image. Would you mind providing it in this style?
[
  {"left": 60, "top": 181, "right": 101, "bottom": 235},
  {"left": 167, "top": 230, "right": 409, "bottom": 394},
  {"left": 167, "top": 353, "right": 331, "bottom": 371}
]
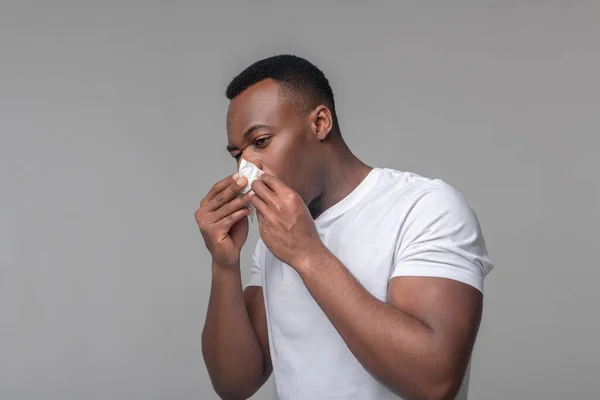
[
  {"left": 387, "top": 276, "right": 482, "bottom": 370},
  {"left": 244, "top": 286, "right": 272, "bottom": 380}
]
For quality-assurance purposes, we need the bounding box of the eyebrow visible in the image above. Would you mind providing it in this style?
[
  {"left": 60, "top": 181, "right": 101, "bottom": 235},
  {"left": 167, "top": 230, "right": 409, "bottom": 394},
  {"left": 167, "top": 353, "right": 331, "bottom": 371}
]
[{"left": 226, "top": 124, "right": 271, "bottom": 152}]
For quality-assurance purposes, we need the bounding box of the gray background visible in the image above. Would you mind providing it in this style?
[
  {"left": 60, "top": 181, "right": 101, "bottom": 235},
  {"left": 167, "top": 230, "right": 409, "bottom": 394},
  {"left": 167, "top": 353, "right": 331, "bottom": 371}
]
[{"left": 1, "top": 1, "right": 598, "bottom": 399}]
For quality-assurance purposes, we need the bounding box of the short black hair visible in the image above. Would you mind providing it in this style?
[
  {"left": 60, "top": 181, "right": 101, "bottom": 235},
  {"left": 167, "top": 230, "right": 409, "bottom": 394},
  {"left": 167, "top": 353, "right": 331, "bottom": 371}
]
[{"left": 226, "top": 54, "right": 339, "bottom": 130}]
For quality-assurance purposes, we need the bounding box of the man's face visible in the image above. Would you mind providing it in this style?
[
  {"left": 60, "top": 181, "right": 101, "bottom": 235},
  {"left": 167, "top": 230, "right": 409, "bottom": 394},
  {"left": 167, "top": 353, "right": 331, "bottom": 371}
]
[{"left": 226, "top": 79, "right": 323, "bottom": 204}]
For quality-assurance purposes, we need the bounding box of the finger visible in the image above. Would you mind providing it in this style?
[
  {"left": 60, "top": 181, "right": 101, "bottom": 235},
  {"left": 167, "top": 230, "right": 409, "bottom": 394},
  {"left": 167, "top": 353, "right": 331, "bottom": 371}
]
[
  {"left": 212, "top": 191, "right": 254, "bottom": 222},
  {"left": 206, "top": 176, "right": 247, "bottom": 211},
  {"left": 251, "top": 179, "right": 277, "bottom": 206},
  {"left": 216, "top": 206, "right": 252, "bottom": 231},
  {"left": 258, "top": 173, "right": 287, "bottom": 194},
  {"left": 249, "top": 191, "right": 269, "bottom": 216},
  {"left": 202, "top": 173, "right": 239, "bottom": 206}
]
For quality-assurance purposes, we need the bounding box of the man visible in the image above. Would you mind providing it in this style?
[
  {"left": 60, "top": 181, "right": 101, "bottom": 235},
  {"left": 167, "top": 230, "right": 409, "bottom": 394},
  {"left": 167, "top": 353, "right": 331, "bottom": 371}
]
[{"left": 196, "top": 54, "right": 494, "bottom": 400}]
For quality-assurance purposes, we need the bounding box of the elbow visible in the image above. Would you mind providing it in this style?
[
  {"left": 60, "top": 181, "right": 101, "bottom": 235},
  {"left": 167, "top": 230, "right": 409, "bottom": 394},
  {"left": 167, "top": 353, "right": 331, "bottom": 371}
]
[
  {"left": 207, "top": 366, "right": 268, "bottom": 400},
  {"left": 391, "top": 371, "right": 463, "bottom": 400},
  {"left": 419, "top": 374, "right": 464, "bottom": 400},
  {"left": 427, "top": 381, "right": 460, "bottom": 400},
  {"left": 212, "top": 389, "right": 247, "bottom": 400},
  {"left": 210, "top": 380, "right": 258, "bottom": 400}
]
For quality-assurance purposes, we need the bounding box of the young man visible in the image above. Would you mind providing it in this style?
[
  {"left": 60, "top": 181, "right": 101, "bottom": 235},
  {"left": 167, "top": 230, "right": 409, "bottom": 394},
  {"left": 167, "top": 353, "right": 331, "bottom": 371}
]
[{"left": 196, "top": 55, "right": 494, "bottom": 400}]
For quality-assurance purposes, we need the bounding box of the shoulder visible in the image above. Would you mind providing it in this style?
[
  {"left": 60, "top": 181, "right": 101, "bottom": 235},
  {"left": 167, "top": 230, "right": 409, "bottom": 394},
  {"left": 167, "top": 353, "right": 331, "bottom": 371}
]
[
  {"left": 376, "top": 168, "right": 487, "bottom": 252},
  {"left": 375, "top": 168, "right": 476, "bottom": 218},
  {"left": 383, "top": 170, "right": 494, "bottom": 290}
]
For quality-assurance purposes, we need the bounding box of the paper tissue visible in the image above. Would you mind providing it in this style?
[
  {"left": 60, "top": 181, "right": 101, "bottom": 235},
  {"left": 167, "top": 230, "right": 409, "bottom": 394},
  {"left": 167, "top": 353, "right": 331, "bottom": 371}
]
[{"left": 238, "top": 159, "right": 264, "bottom": 222}]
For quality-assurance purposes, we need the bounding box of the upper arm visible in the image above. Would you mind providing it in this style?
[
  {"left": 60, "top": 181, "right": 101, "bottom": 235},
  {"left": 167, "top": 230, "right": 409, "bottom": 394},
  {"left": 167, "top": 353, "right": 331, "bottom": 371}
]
[
  {"left": 387, "top": 184, "right": 493, "bottom": 384},
  {"left": 387, "top": 276, "right": 482, "bottom": 379},
  {"left": 242, "top": 239, "right": 271, "bottom": 384},
  {"left": 244, "top": 286, "right": 272, "bottom": 382}
]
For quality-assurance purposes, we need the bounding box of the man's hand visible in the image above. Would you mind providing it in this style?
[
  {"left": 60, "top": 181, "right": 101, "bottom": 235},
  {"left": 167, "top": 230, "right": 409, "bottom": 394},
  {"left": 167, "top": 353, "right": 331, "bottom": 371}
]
[
  {"left": 249, "top": 174, "right": 325, "bottom": 268},
  {"left": 195, "top": 173, "right": 254, "bottom": 268}
]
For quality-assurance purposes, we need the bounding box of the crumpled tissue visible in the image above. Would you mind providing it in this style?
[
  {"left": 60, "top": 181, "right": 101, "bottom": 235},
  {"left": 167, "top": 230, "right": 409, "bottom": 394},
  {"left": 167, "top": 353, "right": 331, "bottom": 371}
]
[{"left": 238, "top": 159, "right": 264, "bottom": 222}]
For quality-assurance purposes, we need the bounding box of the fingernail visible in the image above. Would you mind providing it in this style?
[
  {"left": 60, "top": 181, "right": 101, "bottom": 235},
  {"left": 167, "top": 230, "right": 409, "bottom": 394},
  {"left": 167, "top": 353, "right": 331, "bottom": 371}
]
[
  {"left": 232, "top": 173, "right": 239, "bottom": 180},
  {"left": 248, "top": 190, "right": 255, "bottom": 197},
  {"left": 236, "top": 177, "right": 245, "bottom": 186}
]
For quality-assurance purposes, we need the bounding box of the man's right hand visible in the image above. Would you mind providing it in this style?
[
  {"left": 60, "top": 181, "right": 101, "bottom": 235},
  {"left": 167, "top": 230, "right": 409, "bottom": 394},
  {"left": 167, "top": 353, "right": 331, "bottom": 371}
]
[{"left": 195, "top": 173, "right": 254, "bottom": 268}]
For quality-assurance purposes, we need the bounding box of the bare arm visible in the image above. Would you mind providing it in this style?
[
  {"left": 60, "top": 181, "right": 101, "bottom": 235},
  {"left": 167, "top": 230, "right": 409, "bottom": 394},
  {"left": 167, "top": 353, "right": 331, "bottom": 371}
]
[
  {"left": 243, "top": 286, "right": 272, "bottom": 382},
  {"left": 196, "top": 173, "right": 271, "bottom": 399},
  {"left": 202, "top": 264, "right": 271, "bottom": 399},
  {"left": 297, "top": 250, "right": 482, "bottom": 400}
]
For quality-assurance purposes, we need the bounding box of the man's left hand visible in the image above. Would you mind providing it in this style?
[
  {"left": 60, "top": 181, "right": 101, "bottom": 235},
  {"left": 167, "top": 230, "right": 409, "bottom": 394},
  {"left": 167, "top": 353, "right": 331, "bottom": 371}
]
[{"left": 249, "top": 174, "right": 325, "bottom": 268}]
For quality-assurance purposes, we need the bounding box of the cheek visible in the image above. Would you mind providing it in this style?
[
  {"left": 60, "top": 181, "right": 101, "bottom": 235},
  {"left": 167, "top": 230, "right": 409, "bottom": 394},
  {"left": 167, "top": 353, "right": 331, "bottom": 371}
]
[
  {"left": 263, "top": 136, "right": 299, "bottom": 174},
  {"left": 263, "top": 131, "right": 314, "bottom": 192}
]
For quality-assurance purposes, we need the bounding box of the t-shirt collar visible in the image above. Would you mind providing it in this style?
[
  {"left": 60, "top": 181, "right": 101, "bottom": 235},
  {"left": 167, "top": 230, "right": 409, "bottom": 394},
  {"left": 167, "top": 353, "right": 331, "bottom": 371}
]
[{"left": 314, "top": 168, "right": 382, "bottom": 226}]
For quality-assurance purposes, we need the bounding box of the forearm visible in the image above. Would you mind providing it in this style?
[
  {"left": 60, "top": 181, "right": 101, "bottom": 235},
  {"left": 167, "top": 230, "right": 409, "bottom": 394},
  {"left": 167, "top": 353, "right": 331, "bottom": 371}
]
[
  {"left": 202, "top": 263, "right": 265, "bottom": 399},
  {"left": 296, "top": 249, "right": 451, "bottom": 400}
]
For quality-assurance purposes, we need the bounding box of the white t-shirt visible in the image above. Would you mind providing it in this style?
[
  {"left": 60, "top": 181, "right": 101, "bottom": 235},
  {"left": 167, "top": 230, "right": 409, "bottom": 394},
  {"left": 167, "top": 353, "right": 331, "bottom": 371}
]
[{"left": 245, "top": 167, "right": 494, "bottom": 400}]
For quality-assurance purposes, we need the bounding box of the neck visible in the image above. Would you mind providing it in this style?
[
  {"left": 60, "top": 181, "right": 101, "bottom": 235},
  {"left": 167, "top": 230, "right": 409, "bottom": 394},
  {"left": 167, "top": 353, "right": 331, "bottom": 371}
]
[{"left": 308, "top": 139, "right": 373, "bottom": 219}]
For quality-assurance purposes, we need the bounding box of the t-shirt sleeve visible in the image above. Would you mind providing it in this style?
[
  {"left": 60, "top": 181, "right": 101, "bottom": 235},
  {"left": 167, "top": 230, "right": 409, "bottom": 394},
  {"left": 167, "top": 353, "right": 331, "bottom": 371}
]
[
  {"left": 391, "top": 183, "right": 494, "bottom": 293},
  {"left": 245, "top": 239, "right": 264, "bottom": 288}
]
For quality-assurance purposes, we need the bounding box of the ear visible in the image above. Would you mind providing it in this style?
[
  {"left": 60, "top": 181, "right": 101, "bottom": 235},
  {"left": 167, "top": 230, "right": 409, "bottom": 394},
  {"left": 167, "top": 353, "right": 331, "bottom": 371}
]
[{"left": 311, "top": 105, "right": 334, "bottom": 141}]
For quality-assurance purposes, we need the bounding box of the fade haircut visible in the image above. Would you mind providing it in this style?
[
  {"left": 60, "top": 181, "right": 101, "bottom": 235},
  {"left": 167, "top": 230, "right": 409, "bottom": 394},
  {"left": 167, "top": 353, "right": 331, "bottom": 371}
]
[{"left": 226, "top": 54, "right": 339, "bottom": 131}]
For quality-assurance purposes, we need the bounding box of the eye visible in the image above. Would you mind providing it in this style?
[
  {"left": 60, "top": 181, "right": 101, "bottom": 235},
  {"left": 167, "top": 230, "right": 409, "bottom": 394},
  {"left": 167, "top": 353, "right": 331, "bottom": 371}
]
[{"left": 254, "top": 136, "right": 271, "bottom": 147}]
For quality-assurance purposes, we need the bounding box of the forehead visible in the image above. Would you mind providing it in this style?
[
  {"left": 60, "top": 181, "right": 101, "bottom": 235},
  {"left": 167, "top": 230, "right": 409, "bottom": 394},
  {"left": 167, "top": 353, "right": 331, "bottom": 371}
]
[{"left": 226, "top": 79, "right": 297, "bottom": 137}]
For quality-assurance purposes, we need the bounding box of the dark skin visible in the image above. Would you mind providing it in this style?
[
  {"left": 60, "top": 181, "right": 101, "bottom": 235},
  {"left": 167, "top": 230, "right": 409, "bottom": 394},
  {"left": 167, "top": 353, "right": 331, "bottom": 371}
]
[{"left": 198, "top": 78, "right": 482, "bottom": 400}]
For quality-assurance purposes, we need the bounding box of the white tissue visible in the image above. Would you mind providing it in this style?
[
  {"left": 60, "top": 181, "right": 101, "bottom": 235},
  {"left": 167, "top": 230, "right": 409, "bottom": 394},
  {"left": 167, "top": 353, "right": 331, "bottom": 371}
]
[
  {"left": 238, "top": 159, "right": 264, "bottom": 222},
  {"left": 238, "top": 159, "right": 264, "bottom": 194}
]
